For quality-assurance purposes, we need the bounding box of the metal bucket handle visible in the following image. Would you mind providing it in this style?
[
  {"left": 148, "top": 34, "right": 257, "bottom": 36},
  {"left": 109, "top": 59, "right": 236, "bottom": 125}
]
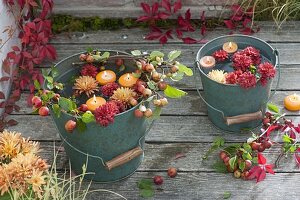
[
  {"left": 58, "top": 120, "right": 155, "bottom": 170},
  {"left": 194, "top": 49, "right": 281, "bottom": 126}
]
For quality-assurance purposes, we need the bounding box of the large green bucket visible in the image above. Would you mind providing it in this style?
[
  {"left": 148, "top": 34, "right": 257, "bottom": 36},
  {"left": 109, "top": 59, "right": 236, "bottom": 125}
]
[
  {"left": 195, "top": 35, "right": 280, "bottom": 132},
  {"left": 49, "top": 50, "right": 150, "bottom": 182}
]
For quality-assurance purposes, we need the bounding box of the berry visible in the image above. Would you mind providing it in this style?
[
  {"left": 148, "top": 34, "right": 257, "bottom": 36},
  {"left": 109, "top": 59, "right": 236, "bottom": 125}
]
[
  {"left": 79, "top": 104, "right": 89, "bottom": 112},
  {"left": 137, "top": 85, "right": 145, "bottom": 93},
  {"left": 219, "top": 151, "right": 227, "bottom": 160},
  {"left": 241, "top": 171, "right": 249, "bottom": 180},
  {"left": 38, "top": 106, "right": 49, "bottom": 116},
  {"left": 234, "top": 170, "right": 241, "bottom": 178},
  {"left": 79, "top": 54, "right": 87, "bottom": 61},
  {"left": 160, "top": 98, "right": 168, "bottom": 106},
  {"left": 258, "top": 144, "right": 265, "bottom": 152},
  {"left": 65, "top": 120, "right": 77, "bottom": 133},
  {"left": 139, "top": 105, "right": 147, "bottom": 112},
  {"left": 168, "top": 167, "right": 177, "bottom": 178},
  {"left": 170, "top": 65, "right": 179, "bottom": 73},
  {"left": 265, "top": 112, "right": 272, "bottom": 118},
  {"left": 263, "top": 140, "right": 272, "bottom": 149},
  {"left": 245, "top": 160, "right": 252, "bottom": 169},
  {"left": 32, "top": 96, "right": 42, "bottom": 108},
  {"left": 251, "top": 142, "right": 260, "bottom": 151},
  {"left": 153, "top": 99, "right": 162, "bottom": 106},
  {"left": 145, "top": 64, "right": 154, "bottom": 72},
  {"left": 153, "top": 176, "right": 163, "bottom": 185},
  {"left": 129, "top": 98, "right": 138, "bottom": 106},
  {"left": 144, "top": 108, "right": 153, "bottom": 118},
  {"left": 140, "top": 60, "right": 147, "bottom": 71},
  {"left": 158, "top": 82, "right": 167, "bottom": 91},
  {"left": 134, "top": 109, "right": 144, "bottom": 118},
  {"left": 143, "top": 88, "right": 152, "bottom": 97},
  {"left": 86, "top": 55, "right": 94, "bottom": 63},
  {"left": 152, "top": 71, "right": 160, "bottom": 82},
  {"left": 115, "top": 59, "right": 124, "bottom": 67},
  {"left": 223, "top": 157, "right": 230, "bottom": 166},
  {"left": 52, "top": 93, "right": 60, "bottom": 102},
  {"left": 263, "top": 118, "right": 270, "bottom": 125}
]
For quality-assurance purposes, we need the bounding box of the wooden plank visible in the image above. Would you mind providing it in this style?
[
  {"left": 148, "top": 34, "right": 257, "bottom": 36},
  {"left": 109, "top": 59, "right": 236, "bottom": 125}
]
[
  {"left": 40, "top": 142, "right": 300, "bottom": 172},
  {"left": 75, "top": 172, "right": 300, "bottom": 200},
  {"left": 48, "top": 43, "right": 300, "bottom": 65},
  {"left": 51, "top": 22, "right": 300, "bottom": 44},
  {"left": 7, "top": 115, "right": 300, "bottom": 142},
  {"left": 14, "top": 91, "right": 300, "bottom": 116}
]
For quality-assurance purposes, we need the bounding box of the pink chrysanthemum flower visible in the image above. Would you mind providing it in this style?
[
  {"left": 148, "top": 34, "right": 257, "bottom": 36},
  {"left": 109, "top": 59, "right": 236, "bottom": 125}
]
[
  {"left": 238, "top": 72, "right": 257, "bottom": 89},
  {"left": 100, "top": 82, "right": 119, "bottom": 97},
  {"left": 94, "top": 102, "right": 119, "bottom": 127},
  {"left": 212, "top": 50, "right": 229, "bottom": 62},
  {"left": 80, "top": 64, "right": 98, "bottom": 78}
]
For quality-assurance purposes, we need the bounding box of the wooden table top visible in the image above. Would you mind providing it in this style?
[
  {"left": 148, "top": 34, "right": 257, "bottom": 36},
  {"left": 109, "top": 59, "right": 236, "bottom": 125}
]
[{"left": 8, "top": 21, "right": 300, "bottom": 199}]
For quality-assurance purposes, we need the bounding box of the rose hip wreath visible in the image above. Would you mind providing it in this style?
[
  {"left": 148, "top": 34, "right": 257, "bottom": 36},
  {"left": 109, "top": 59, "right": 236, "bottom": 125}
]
[
  {"left": 209, "top": 46, "right": 276, "bottom": 88},
  {"left": 32, "top": 50, "right": 192, "bottom": 132},
  {"left": 216, "top": 108, "right": 300, "bottom": 182}
]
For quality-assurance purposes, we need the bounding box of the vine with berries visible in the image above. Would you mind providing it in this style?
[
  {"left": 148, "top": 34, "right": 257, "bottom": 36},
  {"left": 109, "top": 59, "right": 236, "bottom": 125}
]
[
  {"left": 0, "top": 0, "right": 56, "bottom": 130},
  {"left": 209, "top": 104, "right": 300, "bottom": 182}
]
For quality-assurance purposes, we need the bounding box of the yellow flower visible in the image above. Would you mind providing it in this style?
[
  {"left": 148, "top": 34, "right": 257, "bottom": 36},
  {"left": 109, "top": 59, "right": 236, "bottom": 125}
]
[
  {"left": 207, "top": 69, "right": 227, "bottom": 84},
  {"left": 0, "top": 166, "right": 9, "bottom": 196},
  {"left": 73, "top": 76, "right": 99, "bottom": 97},
  {"left": 20, "top": 138, "right": 40, "bottom": 155},
  {"left": 110, "top": 87, "right": 136, "bottom": 106},
  {"left": 27, "top": 169, "right": 46, "bottom": 199},
  {"left": 0, "top": 130, "right": 22, "bottom": 160}
]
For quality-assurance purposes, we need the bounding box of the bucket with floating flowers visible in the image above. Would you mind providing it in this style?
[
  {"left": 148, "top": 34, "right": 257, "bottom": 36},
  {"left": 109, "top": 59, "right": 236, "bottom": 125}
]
[
  {"left": 32, "top": 49, "right": 192, "bottom": 182},
  {"left": 195, "top": 35, "right": 280, "bottom": 132}
]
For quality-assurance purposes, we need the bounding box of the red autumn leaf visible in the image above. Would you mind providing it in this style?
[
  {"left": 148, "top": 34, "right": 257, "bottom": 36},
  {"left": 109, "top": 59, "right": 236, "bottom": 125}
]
[
  {"left": 245, "top": 7, "right": 254, "bottom": 17},
  {"left": 11, "top": 46, "right": 20, "bottom": 51},
  {"left": 224, "top": 20, "right": 236, "bottom": 30},
  {"left": 7, "top": 119, "right": 18, "bottom": 126},
  {"left": 5, "top": 105, "right": 14, "bottom": 114},
  {"left": 176, "top": 29, "right": 183, "bottom": 38},
  {"left": 200, "top": 11, "right": 207, "bottom": 36},
  {"left": 185, "top": 9, "right": 191, "bottom": 20},
  {"left": 177, "top": 14, "right": 195, "bottom": 32},
  {"left": 2, "top": 59, "right": 11, "bottom": 74},
  {"left": 258, "top": 153, "right": 266, "bottom": 165},
  {"left": 240, "top": 27, "right": 253, "bottom": 35},
  {"left": 231, "top": 4, "right": 243, "bottom": 16},
  {"left": 289, "top": 130, "right": 296, "bottom": 139},
  {"left": 265, "top": 124, "right": 279, "bottom": 137},
  {"left": 159, "top": 35, "right": 168, "bottom": 45},
  {"left": 294, "top": 148, "right": 300, "bottom": 168},
  {"left": 136, "top": 16, "right": 150, "bottom": 22},
  {"left": 182, "top": 37, "right": 197, "bottom": 44},
  {"left": 141, "top": 2, "right": 151, "bottom": 14},
  {"left": 257, "top": 169, "right": 266, "bottom": 182},
  {"left": 0, "top": 92, "right": 5, "bottom": 99},
  {"left": 40, "top": 0, "right": 54, "bottom": 19},
  {"left": 162, "top": 0, "right": 171, "bottom": 13},
  {"left": 173, "top": 0, "right": 182, "bottom": 13},
  {"left": 295, "top": 124, "right": 300, "bottom": 133},
  {"left": 158, "top": 12, "right": 170, "bottom": 19},
  {"left": 265, "top": 164, "right": 275, "bottom": 174},
  {"left": 243, "top": 18, "right": 252, "bottom": 27},
  {"left": 152, "top": 2, "right": 159, "bottom": 15},
  {"left": 174, "top": 152, "right": 186, "bottom": 160},
  {"left": 231, "top": 15, "right": 243, "bottom": 21},
  {"left": 0, "top": 77, "right": 10, "bottom": 82}
]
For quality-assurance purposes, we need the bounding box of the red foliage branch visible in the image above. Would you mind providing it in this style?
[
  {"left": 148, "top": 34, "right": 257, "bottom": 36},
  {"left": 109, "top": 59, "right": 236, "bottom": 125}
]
[{"left": 0, "top": 0, "right": 56, "bottom": 130}]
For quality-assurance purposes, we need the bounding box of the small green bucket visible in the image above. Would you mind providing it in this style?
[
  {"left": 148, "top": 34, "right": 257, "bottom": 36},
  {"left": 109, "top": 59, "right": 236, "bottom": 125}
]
[
  {"left": 195, "top": 35, "right": 280, "bottom": 132},
  {"left": 49, "top": 50, "right": 151, "bottom": 182}
]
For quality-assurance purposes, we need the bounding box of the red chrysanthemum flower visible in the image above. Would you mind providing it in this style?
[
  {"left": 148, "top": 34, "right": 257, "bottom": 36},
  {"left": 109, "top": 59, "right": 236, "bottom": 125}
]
[
  {"left": 232, "top": 52, "right": 253, "bottom": 71},
  {"left": 110, "top": 100, "right": 126, "bottom": 113},
  {"left": 242, "top": 46, "right": 261, "bottom": 65},
  {"left": 212, "top": 50, "right": 229, "bottom": 62},
  {"left": 94, "top": 102, "right": 119, "bottom": 127},
  {"left": 226, "top": 72, "right": 238, "bottom": 84},
  {"left": 238, "top": 72, "right": 257, "bottom": 89},
  {"left": 80, "top": 64, "right": 98, "bottom": 77},
  {"left": 100, "top": 82, "right": 119, "bottom": 97},
  {"left": 258, "top": 62, "right": 276, "bottom": 78}
]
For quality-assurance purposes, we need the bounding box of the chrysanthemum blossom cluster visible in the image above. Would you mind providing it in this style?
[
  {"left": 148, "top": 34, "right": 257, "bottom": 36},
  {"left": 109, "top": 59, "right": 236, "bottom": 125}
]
[
  {"left": 211, "top": 46, "right": 276, "bottom": 89},
  {"left": 0, "top": 130, "right": 48, "bottom": 198},
  {"left": 212, "top": 50, "right": 229, "bottom": 62},
  {"left": 80, "top": 64, "right": 98, "bottom": 77},
  {"left": 208, "top": 70, "right": 227, "bottom": 84}
]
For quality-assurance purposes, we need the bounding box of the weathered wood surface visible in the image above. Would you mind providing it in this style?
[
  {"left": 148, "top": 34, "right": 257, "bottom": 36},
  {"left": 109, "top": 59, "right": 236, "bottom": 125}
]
[{"left": 7, "top": 22, "right": 300, "bottom": 199}]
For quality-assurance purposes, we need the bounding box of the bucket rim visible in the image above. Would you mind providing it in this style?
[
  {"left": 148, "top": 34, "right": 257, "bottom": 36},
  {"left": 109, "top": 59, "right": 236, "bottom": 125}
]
[
  {"left": 47, "top": 49, "right": 141, "bottom": 119},
  {"left": 196, "top": 34, "right": 278, "bottom": 88}
]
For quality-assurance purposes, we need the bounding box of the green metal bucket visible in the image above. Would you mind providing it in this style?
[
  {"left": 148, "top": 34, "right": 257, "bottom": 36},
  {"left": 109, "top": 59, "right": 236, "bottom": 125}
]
[
  {"left": 49, "top": 50, "right": 151, "bottom": 182},
  {"left": 195, "top": 35, "right": 280, "bottom": 132}
]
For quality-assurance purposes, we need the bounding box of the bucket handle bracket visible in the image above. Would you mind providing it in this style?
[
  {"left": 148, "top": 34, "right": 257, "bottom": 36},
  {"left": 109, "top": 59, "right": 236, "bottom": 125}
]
[{"left": 225, "top": 111, "right": 263, "bottom": 126}]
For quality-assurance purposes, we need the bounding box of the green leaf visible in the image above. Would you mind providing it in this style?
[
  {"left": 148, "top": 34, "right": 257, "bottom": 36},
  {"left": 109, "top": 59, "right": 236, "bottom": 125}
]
[
  {"left": 223, "top": 191, "right": 231, "bottom": 199},
  {"left": 131, "top": 50, "right": 141, "bottom": 56},
  {"left": 47, "top": 82, "right": 54, "bottom": 90},
  {"left": 58, "top": 97, "right": 76, "bottom": 112},
  {"left": 290, "top": 145, "right": 297, "bottom": 153},
  {"left": 77, "top": 119, "right": 87, "bottom": 133},
  {"left": 101, "top": 52, "right": 110, "bottom": 59},
  {"left": 86, "top": 47, "right": 93, "bottom": 53},
  {"left": 214, "top": 137, "right": 225, "bottom": 147},
  {"left": 223, "top": 144, "right": 240, "bottom": 157},
  {"left": 119, "top": 65, "right": 126, "bottom": 72},
  {"left": 0, "top": 193, "right": 12, "bottom": 200},
  {"left": 202, "top": 137, "right": 225, "bottom": 160},
  {"left": 52, "top": 104, "right": 61, "bottom": 118},
  {"left": 212, "top": 161, "right": 227, "bottom": 173},
  {"left": 147, "top": 81, "right": 156, "bottom": 90},
  {"left": 164, "top": 85, "right": 187, "bottom": 99},
  {"left": 229, "top": 156, "right": 237, "bottom": 170},
  {"left": 133, "top": 72, "right": 141, "bottom": 78},
  {"left": 170, "top": 71, "right": 184, "bottom": 81},
  {"left": 239, "top": 161, "right": 245, "bottom": 172},
  {"left": 168, "top": 50, "right": 181, "bottom": 61},
  {"left": 42, "top": 68, "right": 49, "bottom": 77},
  {"left": 242, "top": 143, "right": 252, "bottom": 153},
  {"left": 150, "top": 51, "right": 164, "bottom": 59},
  {"left": 82, "top": 112, "right": 95, "bottom": 123},
  {"left": 150, "top": 106, "right": 161, "bottom": 120},
  {"left": 252, "top": 157, "right": 258, "bottom": 164},
  {"left": 51, "top": 66, "right": 59, "bottom": 78},
  {"left": 140, "top": 189, "right": 154, "bottom": 198},
  {"left": 137, "top": 179, "right": 153, "bottom": 190},
  {"left": 267, "top": 103, "right": 279, "bottom": 113},
  {"left": 283, "top": 134, "right": 293, "bottom": 143},
  {"left": 34, "top": 79, "right": 41, "bottom": 90},
  {"left": 177, "top": 63, "right": 193, "bottom": 76},
  {"left": 242, "top": 152, "right": 252, "bottom": 160}
]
